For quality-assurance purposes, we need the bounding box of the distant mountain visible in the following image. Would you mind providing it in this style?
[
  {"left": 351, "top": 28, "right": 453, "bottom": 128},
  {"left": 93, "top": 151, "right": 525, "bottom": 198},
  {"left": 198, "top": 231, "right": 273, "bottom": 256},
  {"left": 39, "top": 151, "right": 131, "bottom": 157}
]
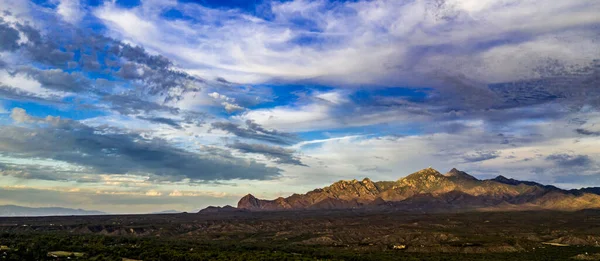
[
  {"left": 570, "top": 187, "right": 600, "bottom": 196},
  {"left": 0, "top": 205, "right": 105, "bottom": 217},
  {"left": 198, "top": 205, "right": 248, "bottom": 214},
  {"left": 237, "top": 167, "right": 600, "bottom": 212},
  {"left": 151, "top": 210, "right": 182, "bottom": 214}
]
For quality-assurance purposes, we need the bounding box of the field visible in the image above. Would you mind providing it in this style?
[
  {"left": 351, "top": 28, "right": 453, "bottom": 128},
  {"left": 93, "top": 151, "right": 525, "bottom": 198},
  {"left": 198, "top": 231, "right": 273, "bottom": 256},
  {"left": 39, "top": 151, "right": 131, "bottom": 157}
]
[{"left": 0, "top": 209, "right": 599, "bottom": 260}]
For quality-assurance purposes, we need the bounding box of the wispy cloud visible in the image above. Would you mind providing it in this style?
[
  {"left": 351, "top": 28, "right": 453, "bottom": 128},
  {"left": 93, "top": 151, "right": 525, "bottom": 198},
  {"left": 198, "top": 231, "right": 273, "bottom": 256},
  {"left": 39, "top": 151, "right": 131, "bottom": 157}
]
[
  {"left": 94, "top": 0, "right": 599, "bottom": 87},
  {"left": 211, "top": 120, "right": 300, "bottom": 145},
  {"left": 292, "top": 135, "right": 365, "bottom": 149},
  {"left": 227, "top": 141, "right": 306, "bottom": 166}
]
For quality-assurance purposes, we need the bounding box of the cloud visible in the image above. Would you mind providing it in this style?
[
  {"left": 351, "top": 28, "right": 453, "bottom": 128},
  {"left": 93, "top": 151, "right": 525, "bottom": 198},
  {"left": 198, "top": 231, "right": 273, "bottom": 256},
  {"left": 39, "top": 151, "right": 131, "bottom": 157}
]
[
  {"left": 0, "top": 161, "right": 100, "bottom": 182},
  {"left": 3, "top": 3, "right": 596, "bottom": 133},
  {"left": 56, "top": 0, "right": 84, "bottom": 24},
  {"left": 1, "top": 0, "right": 600, "bottom": 211},
  {"left": 168, "top": 190, "right": 229, "bottom": 198},
  {"left": 462, "top": 150, "right": 501, "bottom": 163},
  {"left": 0, "top": 70, "right": 68, "bottom": 99},
  {"left": 357, "top": 166, "right": 392, "bottom": 173},
  {"left": 208, "top": 92, "right": 232, "bottom": 102},
  {"left": 222, "top": 102, "right": 245, "bottom": 113},
  {"left": 136, "top": 116, "right": 182, "bottom": 130},
  {"left": 2, "top": 17, "right": 206, "bottom": 106},
  {"left": 101, "top": 94, "right": 180, "bottom": 115},
  {"left": 239, "top": 103, "right": 333, "bottom": 132},
  {"left": 237, "top": 89, "right": 429, "bottom": 132},
  {"left": 292, "top": 135, "right": 365, "bottom": 149},
  {"left": 10, "top": 107, "right": 34, "bottom": 123},
  {"left": 211, "top": 120, "right": 300, "bottom": 145},
  {"left": 227, "top": 141, "right": 306, "bottom": 166},
  {"left": 0, "top": 108, "right": 281, "bottom": 182},
  {"left": 208, "top": 92, "right": 246, "bottom": 113},
  {"left": 239, "top": 87, "right": 577, "bottom": 133},
  {"left": 283, "top": 122, "right": 600, "bottom": 187},
  {"left": 10, "top": 107, "right": 65, "bottom": 126},
  {"left": 576, "top": 128, "right": 600, "bottom": 136},
  {"left": 15, "top": 22, "right": 75, "bottom": 67},
  {"left": 0, "top": 84, "right": 63, "bottom": 104},
  {"left": 546, "top": 154, "right": 593, "bottom": 168},
  {"left": 0, "top": 185, "right": 239, "bottom": 214},
  {"left": 15, "top": 67, "right": 90, "bottom": 93},
  {"left": 90, "top": 0, "right": 600, "bottom": 139},
  {"left": 93, "top": 0, "right": 600, "bottom": 88},
  {"left": 0, "top": 19, "right": 20, "bottom": 51}
]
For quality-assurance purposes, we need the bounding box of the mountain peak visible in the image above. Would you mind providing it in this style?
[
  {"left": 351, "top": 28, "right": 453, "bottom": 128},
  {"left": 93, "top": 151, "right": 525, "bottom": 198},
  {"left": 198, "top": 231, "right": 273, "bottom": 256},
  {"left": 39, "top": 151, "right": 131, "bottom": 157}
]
[
  {"left": 237, "top": 194, "right": 260, "bottom": 210},
  {"left": 398, "top": 168, "right": 452, "bottom": 190},
  {"left": 445, "top": 168, "right": 478, "bottom": 181},
  {"left": 494, "top": 175, "right": 509, "bottom": 180},
  {"left": 492, "top": 175, "right": 520, "bottom": 185},
  {"left": 234, "top": 168, "right": 600, "bottom": 212},
  {"left": 242, "top": 193, "right": 256, "bottom": 199},
  {"left": 419, "top": 167, "right": 441, "bottom": 174},
  {"left": 404, "top": 167, "right": 443, "bottom": 179},
  {"left": 328, "top": 177, "right": 378, "bottom": 193}
]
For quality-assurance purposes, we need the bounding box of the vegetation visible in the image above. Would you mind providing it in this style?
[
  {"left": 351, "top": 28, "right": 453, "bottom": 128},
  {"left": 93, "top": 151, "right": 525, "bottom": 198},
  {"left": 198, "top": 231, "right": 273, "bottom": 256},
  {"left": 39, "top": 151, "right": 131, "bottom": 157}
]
[
  {"left": 0, "top": 210, "right": 599, "bottom": 260},
  {"left": 0, "top": 232, "right": 599, "bottom": 260}
]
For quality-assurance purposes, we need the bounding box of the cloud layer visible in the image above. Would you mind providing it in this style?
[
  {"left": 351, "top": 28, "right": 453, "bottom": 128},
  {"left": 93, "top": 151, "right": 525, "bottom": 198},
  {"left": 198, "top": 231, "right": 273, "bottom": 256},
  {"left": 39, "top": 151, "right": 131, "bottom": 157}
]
[
  {"left": 1, "top": 108, "right": 281, "bottom": 182},
  {"left": 0, "top": 0, "right": 599, "bottom": 213}
]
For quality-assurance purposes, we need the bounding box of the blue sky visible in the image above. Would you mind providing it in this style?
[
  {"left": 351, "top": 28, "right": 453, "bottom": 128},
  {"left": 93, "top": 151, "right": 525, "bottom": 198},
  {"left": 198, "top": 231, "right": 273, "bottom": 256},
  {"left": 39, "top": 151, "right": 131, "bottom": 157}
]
[{"left": 0, "top": 0, "right": 599, "bottom": 213}]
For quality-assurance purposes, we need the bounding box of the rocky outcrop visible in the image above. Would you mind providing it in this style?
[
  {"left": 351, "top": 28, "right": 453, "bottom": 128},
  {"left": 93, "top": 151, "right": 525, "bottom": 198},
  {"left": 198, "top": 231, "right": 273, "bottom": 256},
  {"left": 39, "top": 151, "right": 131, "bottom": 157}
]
[
  {"left": 236, "top": 167, "right": 600, "bottom": 212},
  {"left": 198, "top": 205, "right": 247, "bottom": 214},
  {"left": 237, "top": 194, "right": 261, "bottom": 210},
  {"left": 237, "top": 194, "right": 298, "bottom": 211},
  {"left": 445, "top": 168, "right": 478, "bottom": 181}
]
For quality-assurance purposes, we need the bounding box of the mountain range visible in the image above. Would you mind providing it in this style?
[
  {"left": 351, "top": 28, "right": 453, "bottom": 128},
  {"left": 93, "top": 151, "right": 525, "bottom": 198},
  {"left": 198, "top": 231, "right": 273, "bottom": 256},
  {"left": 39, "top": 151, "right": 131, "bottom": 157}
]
[
  {"left": 236, "top": 168, "right": 600, "bottom": 212},
  {"left": 0, "top": 205, "right": 105, "bottom": 217}
]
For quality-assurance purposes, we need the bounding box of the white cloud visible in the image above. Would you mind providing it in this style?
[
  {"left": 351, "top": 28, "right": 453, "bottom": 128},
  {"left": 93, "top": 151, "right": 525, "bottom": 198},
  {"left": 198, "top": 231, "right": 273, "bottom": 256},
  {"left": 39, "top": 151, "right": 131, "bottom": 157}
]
[
  {"left": 168, "top": 190, "right": 229, "bottom": 198},
  {"left": 144, "top": 190, "right": 162, "bottom": 197},
  {"left": 93, "top": 0, "right": 600, "bottom": 87},
  {"left": 56, "top": 0, "right": 84, "bottom": 24},
  {"left": 0, "top": 71, "right": 69, "bottom": 99},
  {"left": 208, "top": 92, "right": 234, "bottom": 102},
  {"left": 284, "top": 124, "right": 600, "bottom": 189},
  {"left": 238, "top": 103, "right": 333, "bottom": 132},
  {"left": 237, "top": 89, "right": 429, "bottom": 132},
  {"left": 222, "top": 102, "right": 245, "bottom": 113},
  {"left": 9, "top": 107, "right": 34, "bottom": 123},
  {"left": 0, "top": 0, "right": 34, "bottom": 24},
  {"left": 315, "top": 91, "right": 349, "bottom": 104},
  {"left": 207, "top": 92, "right": 246, "bottom": 113},
  {"left": 291, "top": 135, "right": 365, "bottom": 149}
]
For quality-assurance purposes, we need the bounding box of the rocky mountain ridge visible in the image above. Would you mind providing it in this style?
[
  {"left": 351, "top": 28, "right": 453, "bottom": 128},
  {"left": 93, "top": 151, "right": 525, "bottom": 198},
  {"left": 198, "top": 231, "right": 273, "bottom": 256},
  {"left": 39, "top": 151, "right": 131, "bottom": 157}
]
[{"left": 235, "top": 168, "right": 600, "bottom": 212}]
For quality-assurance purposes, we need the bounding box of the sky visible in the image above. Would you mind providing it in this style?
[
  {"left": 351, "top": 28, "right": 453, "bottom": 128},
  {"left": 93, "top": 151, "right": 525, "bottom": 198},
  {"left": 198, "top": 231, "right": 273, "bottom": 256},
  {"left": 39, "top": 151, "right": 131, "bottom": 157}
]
[{"left": 0, "top": 0, "right": 599, "bottom": 213}]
